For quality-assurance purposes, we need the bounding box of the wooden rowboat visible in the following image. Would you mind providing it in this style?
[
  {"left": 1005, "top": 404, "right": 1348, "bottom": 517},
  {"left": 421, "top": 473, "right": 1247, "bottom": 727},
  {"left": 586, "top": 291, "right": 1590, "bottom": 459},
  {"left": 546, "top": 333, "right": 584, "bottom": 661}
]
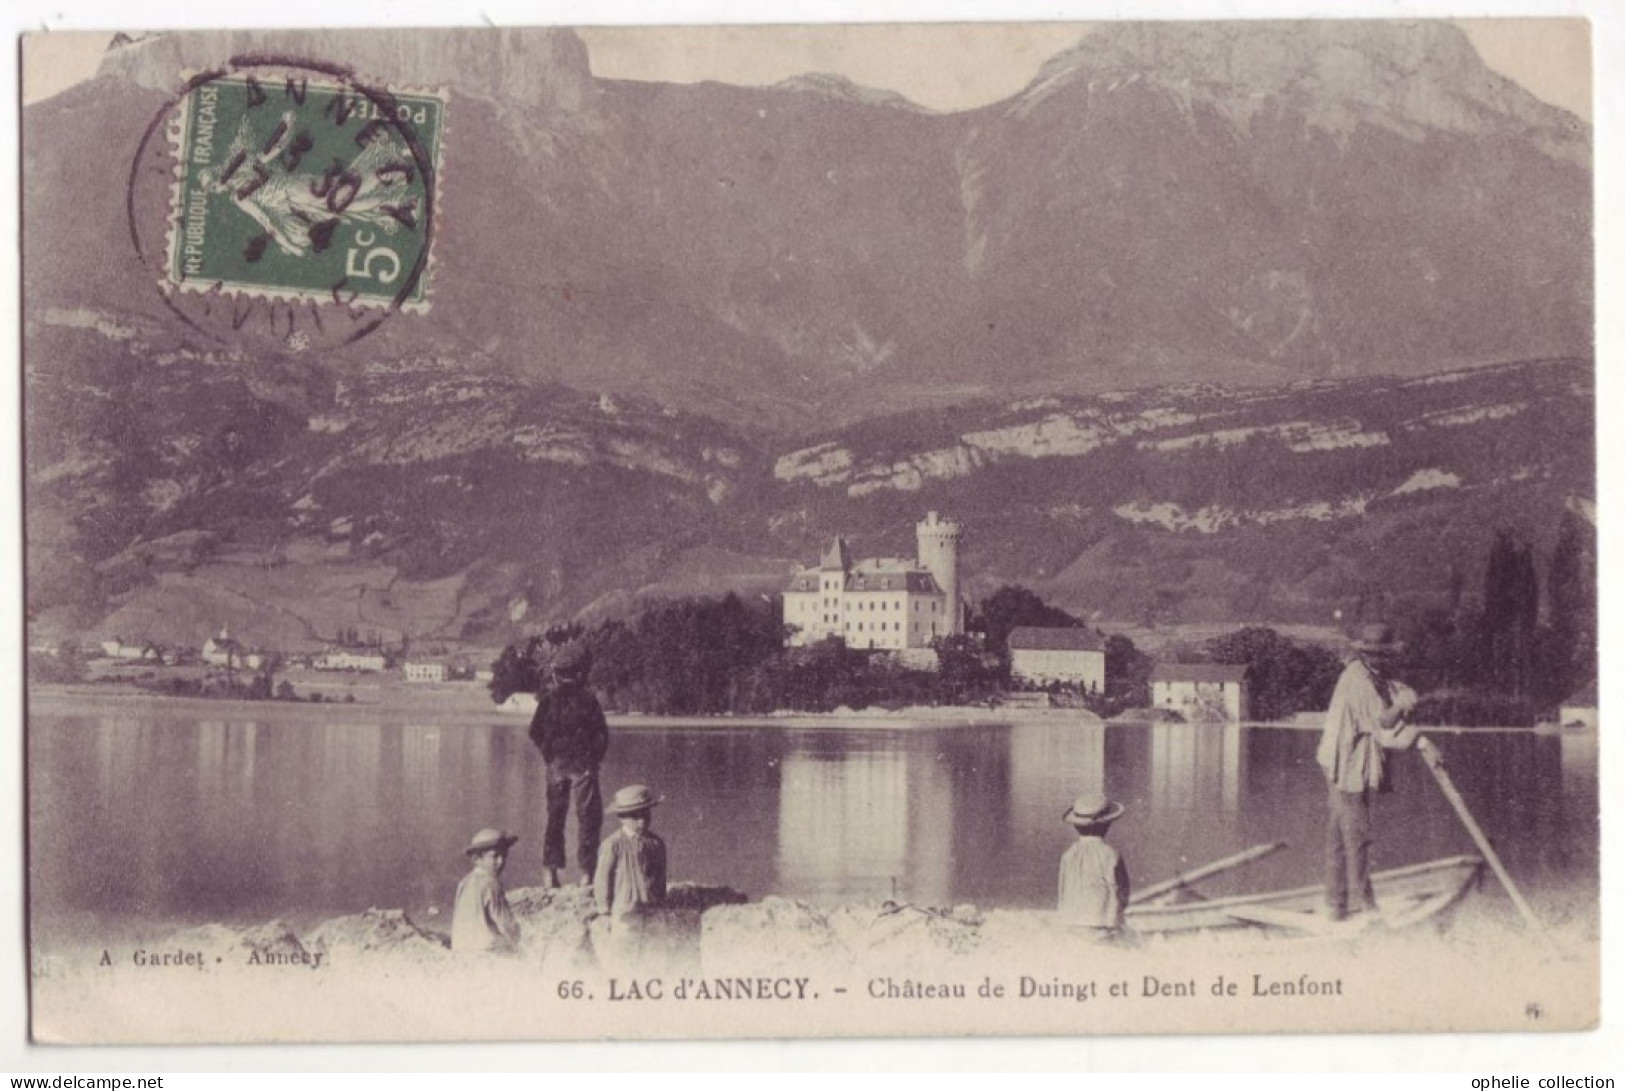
[{"left": 1127, "top": 854, "right": 1485, "bottom": 937}]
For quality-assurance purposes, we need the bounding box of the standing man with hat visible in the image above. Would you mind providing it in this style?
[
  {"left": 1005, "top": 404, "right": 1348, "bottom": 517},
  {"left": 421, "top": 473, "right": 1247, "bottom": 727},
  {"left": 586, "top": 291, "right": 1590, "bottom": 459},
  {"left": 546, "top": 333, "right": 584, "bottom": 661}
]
[
  {"left": 528, "top": 642, "right": 610, "bottom": 889},
  {"left": 1317, "top": 622, "right": 1431, "bottom": 921},
  {"left": 451, "top": 827, "right": 522, "bottom": 954},
  {"left": 1058, "top": 790, "right": 1131, "bottom": 936}
]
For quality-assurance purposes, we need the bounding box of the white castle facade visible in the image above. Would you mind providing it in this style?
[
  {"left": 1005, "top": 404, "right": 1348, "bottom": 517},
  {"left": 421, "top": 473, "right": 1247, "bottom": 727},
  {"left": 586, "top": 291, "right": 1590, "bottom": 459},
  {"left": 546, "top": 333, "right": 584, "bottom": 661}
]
[{"left": 783, "top": 512, "right": 964, "bottom": 650}]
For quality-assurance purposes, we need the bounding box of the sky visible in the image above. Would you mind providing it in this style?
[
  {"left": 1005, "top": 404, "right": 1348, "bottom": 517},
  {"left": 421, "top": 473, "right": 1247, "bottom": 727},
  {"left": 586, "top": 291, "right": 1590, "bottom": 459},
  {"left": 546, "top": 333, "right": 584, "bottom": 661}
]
[{"left": 21, "top": 19, "right": 1593, "bottom": 121}]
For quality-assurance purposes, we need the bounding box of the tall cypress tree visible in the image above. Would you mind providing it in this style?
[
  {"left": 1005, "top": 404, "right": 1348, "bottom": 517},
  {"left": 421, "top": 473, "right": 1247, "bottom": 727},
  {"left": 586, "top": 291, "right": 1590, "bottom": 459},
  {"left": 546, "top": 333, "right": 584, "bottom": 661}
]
[
  {"left": 1479, "top": 529, "right": 1518, "bottom": 690},
  {"left": 1509, "top": 543, "right": 1540, "bottom": 699},
  {"left": 1547, "top": 511, "right": 1596, "bottom": 702}
]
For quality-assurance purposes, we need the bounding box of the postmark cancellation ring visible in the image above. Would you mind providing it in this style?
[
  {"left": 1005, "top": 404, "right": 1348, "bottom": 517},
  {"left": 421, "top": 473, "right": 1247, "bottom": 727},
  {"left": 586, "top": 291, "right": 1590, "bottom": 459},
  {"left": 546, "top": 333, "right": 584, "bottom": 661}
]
[{"left": 126, "top": 55, "right": 446, "bottom": 354}]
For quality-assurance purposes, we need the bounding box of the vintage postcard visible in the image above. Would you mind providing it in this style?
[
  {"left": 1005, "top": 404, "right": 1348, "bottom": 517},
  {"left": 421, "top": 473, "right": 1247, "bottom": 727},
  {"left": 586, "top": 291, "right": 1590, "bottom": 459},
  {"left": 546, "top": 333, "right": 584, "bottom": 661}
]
[{"left": 20, "top": 19, "right": 1598, "bottom": 1046}]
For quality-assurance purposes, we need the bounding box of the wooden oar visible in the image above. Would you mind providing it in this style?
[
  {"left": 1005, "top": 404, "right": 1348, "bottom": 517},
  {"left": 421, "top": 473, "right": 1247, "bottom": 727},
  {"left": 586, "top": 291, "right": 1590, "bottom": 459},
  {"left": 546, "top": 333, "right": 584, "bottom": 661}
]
[
  {"left": 1130, "top": 841, "right": 1286, "bottom": 906},
  {"left": 1417, "top": 738, "right": 1546, "bottom": 937}
]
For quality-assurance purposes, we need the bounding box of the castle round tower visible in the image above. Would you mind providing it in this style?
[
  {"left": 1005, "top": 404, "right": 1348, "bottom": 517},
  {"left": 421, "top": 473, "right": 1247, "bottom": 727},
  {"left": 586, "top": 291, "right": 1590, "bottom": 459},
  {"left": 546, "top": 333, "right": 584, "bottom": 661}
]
[{"left": 915, "top": 511, "right": 963, "bottom": 636}]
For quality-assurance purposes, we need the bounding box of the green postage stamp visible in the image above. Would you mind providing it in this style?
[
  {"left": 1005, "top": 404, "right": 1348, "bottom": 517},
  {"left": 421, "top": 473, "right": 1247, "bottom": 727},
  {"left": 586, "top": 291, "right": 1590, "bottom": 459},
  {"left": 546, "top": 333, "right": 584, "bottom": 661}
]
[{"left": 166, "top": 72, "right": 444, "bottom": 310}]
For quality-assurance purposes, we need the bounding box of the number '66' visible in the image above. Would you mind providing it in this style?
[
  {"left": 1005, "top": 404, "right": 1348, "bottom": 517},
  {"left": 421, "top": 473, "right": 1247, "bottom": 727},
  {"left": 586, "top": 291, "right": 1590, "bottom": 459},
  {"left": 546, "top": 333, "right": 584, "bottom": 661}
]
[{"left": 345, "top": 230, "right": 401, "bottom": 284}]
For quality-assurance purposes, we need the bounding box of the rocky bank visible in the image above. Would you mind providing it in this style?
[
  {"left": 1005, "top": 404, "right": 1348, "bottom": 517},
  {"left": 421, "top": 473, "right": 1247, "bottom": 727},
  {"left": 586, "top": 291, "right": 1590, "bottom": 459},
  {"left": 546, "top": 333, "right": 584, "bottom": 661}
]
[{"left": 30, "top": 882, "right": 1599, "bottom": 1043}]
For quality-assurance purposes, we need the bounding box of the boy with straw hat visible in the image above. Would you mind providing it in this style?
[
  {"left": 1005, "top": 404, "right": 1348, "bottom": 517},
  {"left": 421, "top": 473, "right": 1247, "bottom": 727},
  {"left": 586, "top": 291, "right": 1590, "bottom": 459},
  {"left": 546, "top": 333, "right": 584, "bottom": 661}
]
[
  {"left": 1058, "top": 790, "right": 1131, "bottom": 936},
  {"left": 594, "top": 784, "right": 668, "bottom": 923},
  {"left": 451, "top": 827, "right": 522, "bottom": 954}
]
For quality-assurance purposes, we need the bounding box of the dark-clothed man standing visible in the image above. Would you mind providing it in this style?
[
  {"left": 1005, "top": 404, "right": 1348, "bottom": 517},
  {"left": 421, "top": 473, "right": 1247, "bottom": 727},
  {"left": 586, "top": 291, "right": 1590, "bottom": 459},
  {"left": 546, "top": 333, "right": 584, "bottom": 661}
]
[
  {"left": 1316, "top": 622, "right": 1429, "bottom": 921},
  {"left": 528, "top": 642, "right": 609, "bottom": 888}
]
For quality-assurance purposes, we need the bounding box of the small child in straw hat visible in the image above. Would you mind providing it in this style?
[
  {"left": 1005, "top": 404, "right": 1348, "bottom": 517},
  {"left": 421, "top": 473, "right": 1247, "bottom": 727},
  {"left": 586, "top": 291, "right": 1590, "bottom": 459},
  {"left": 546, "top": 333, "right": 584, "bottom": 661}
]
[
  {"left": 594, "top": 784, "right": 668, "bottom": 922},
  {"left": 451, "top": 827, "right": 522, "bottom": 954},
  {"left": 1057, "top": 791, "right": 1131, "bottom": 936}
]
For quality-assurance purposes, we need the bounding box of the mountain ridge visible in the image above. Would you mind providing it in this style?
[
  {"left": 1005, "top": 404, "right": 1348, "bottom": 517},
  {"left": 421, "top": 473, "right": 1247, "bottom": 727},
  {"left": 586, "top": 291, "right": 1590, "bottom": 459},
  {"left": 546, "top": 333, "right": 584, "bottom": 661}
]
[{"left": 24, "top": 22, "right": 1591, "bottom": 433}]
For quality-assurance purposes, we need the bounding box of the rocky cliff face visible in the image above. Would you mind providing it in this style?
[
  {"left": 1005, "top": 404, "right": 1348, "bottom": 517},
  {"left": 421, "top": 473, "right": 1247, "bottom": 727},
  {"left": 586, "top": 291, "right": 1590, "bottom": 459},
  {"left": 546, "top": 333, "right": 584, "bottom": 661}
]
[
  {"left": 96, "top": 27, "right": 594, "bottom": 113},
  {"left": 932, "top": 20, "right": 1589, "bottom": 405}
]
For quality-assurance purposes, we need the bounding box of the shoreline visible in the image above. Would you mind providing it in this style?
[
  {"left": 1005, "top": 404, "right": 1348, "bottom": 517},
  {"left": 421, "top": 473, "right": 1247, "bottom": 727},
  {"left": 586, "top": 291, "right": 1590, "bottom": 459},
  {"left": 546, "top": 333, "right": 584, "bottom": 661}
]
[
  {"left": 27, "top": 683, "right": 1042, "bottom": 729},
  {"left": 26, "top": 683, "right": 1575, "bottom": 734}
]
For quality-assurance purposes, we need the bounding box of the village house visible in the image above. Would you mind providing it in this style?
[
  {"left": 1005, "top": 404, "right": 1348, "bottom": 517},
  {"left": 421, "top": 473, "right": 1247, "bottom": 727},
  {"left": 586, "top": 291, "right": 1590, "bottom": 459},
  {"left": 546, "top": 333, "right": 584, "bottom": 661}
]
[
  {"left": 403, "top": 661, "right": 450, "bottom": 683},
  {"left": 315, "top": 649, "right": 388, "bottom": 672},
  {"left": 782, "top": 512, "right": 964, "bottom": 652},
  {"left": 1149, "top": 663, "right": 1251, "bottom": 722},
  {"left": 201, "top": 630, "right": 261, "bottom": 669},
  {"left": 1560, "top": 681, "right": 1597, "bottom": 729},
  {"left": 98, "top": 639, "right": 153, "bottom": 662},
  {"left": 1007, "top": 627, "right": 1106, "bottom": 691}
]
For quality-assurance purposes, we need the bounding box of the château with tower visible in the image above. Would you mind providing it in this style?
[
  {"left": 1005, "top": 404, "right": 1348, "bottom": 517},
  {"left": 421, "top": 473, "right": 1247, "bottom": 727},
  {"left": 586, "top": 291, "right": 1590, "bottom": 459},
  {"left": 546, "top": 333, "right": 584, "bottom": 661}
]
[{"left": 782, "top": 512, "right": 965, "bottom": 650}]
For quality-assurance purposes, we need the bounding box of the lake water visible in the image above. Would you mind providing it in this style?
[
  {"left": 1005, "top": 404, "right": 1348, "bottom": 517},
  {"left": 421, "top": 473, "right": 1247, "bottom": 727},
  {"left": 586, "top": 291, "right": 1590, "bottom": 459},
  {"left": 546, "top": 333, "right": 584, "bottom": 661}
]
[{"left": 28, "top": 699, "right": 1598, "bottom": 946}]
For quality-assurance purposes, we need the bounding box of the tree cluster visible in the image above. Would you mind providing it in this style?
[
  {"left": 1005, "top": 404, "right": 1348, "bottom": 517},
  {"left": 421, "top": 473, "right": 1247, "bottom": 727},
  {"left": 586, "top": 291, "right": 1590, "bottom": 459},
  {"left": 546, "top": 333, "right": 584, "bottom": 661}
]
[
  {"left": 1201, "top": 627, "right": 1343, "bottom": 721},
  {"left": 490, "top": 592, "right": 1020, "bottom": 715},
  {"left": 1388, "top": 513, "right": 1595, "bottom": 721},
  {"left": 972, "top": 585, "right": 1086, "bottom": 658}
]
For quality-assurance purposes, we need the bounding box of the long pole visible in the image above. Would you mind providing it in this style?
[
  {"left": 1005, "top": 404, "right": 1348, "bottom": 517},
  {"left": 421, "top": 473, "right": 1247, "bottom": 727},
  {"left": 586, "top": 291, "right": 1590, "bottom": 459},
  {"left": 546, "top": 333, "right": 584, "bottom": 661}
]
[
  {"left": 1129, "top": 841, "right": 1286, "bottom": 906},
  {"left": 1418, "top": 740, "right": 1546, "bottom": 936}
]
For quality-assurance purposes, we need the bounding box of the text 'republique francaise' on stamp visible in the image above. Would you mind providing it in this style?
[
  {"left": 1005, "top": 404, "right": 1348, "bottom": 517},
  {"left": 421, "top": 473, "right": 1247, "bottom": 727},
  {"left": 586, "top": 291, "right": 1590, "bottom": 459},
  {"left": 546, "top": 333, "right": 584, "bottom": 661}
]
[{"left": 126, "top": 57, "right": 446, "bottom": 354}]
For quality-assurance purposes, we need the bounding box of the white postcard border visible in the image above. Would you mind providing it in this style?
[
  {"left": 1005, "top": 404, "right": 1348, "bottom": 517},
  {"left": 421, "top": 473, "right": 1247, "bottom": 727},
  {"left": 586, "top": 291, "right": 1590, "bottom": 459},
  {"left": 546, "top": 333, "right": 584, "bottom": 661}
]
[{"left": 4, "top": 0, "right": 1622, "bottom": 1072}]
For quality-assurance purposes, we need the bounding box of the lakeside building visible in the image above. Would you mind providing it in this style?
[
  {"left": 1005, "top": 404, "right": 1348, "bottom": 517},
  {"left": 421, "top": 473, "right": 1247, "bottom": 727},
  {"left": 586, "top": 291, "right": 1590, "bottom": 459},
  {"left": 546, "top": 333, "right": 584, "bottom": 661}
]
[
  {"left": 202, "top": 629, "right": 262, "bottom": 670},
  {"left": 403, "top": 661, "right": 450, "bottom": 683},
  {"left": 1008, "top": 627, "right": 1105, "bottom": 690},
  {"left": 1149, "top": 663, "right": 1251, "bottom": 723},
  {"left": 1560, "top": 681, "right": 1597, "bottom": 729},
  {"left": 315, "top": 649, "right": 388, "bottom": 672},
  {"left": 782, "top": 512, "right": 964, "bottom": 651},
  {"left": 99, "top": 640, "right": 153, "bottom": 662}
]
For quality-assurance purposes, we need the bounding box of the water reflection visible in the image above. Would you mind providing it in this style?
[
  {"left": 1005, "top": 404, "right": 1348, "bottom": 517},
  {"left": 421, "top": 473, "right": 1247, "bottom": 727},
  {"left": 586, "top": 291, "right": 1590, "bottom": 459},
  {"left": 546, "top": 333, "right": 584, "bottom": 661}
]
[
  {"left": 772, "top": 731, "right": 1007, "bottom": 905},
  {"left": 27, "top": 708, "right": 1597, "bottom": 945},
  {"left": 777, "top": 747, "right": 910, "bottom": 900}
]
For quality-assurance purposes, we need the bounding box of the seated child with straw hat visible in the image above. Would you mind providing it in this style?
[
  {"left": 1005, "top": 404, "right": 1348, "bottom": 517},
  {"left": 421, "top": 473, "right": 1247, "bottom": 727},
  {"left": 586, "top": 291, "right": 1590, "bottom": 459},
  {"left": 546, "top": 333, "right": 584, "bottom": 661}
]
[
  {"left": 1058, "top": 791, "right": 1131, "bottom": 935},
  {"left": 451, "top": 827, "right": 522, "bottom": 954}
]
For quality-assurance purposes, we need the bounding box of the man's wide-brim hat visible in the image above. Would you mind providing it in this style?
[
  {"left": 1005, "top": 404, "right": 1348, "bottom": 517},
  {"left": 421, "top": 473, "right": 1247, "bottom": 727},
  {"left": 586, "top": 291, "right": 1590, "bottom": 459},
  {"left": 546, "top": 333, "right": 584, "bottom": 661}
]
[
  {"left": 1063, "top": 791, "right": 1125, "bottom": 828},
  {"left": 464, "top": 828, "right": 520, "bottom": 855},
  {"left": 551, "top": 642, "right": 591, "bottom": 675},
  {"left": 608, "top": 784, "right": 663, "bottom": 816},
  {"left": 1352, "top": 622, "right": 1405, "bottom": 654}
]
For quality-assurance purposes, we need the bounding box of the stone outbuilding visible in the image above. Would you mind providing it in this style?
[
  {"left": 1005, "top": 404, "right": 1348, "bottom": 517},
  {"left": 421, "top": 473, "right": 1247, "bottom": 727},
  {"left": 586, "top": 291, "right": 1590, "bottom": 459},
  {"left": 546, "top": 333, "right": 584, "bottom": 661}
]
[
  {"left": 1007, "top": 627, "right": 1105, "bottom": 691},
  {"left": 1560, "top": 680, "right": 1597, "bottom": 729},
  {"left": 1149, "top": 663, "right": 1251, "bottom": 723}
]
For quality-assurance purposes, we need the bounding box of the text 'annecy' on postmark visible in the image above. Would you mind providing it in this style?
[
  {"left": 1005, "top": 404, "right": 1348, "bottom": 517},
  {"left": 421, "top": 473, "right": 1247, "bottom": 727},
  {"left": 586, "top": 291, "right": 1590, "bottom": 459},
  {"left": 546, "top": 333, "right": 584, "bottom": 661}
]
[{"left": 165, "top": 67, "right": 444, "bottom": 315}]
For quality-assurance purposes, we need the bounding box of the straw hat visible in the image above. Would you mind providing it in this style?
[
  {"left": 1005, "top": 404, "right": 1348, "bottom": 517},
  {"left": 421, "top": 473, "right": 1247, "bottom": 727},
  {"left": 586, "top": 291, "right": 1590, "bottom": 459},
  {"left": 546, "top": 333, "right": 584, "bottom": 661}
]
[
  {"left": 1352, "top": 622, "right": 1405, "bottom": 655},
  {"left": 607, "top": 784, "right": 663, "bottom": 816},
  {"left": 464, "top": 828, "right": 520, "bottom": 856},
  {"left": 1062, "top": 791, "right": 1125, "bottom": 828}
]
